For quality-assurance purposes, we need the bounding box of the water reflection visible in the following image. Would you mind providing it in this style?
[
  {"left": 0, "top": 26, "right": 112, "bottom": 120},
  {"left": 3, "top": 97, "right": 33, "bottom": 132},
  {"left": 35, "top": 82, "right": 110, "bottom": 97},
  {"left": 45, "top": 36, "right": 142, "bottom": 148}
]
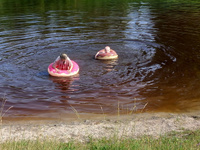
[
  {"left": 100, "top": 59, "right": 118, "bottom": 72},
  {"left": 137, "top": 1, "right": 200, "bottom": 112},
  {"left": 49, "top": 75, "right": 80, "bottom": 92},
  {"left": 0, "top": 0, "right": 200, "bottom": 118},
  {"left": 126, "top": 2, "right": 157, "bottom": 42},
  {"left": 121, "top": 2, "right": 160, "bottom": 86},
  {"left": 49, "top": 76, "right": 73, "bottom": 91}
]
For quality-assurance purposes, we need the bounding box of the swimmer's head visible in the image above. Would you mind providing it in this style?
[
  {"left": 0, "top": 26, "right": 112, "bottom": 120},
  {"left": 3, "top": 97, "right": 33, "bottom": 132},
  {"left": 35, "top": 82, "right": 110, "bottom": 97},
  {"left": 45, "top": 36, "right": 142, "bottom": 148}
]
[
  {"left": 60, "top": 53, "right": 68, "bottom": 61},
  {"left": 105, "top": 46, "right": 111, "bottom": 53}
]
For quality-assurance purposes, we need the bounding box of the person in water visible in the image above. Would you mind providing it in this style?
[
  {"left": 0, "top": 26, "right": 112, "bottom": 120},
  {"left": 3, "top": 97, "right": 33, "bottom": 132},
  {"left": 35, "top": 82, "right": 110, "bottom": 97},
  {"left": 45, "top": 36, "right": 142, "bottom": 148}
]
[
  {"left": 52, "top": 53, "right": 73, "bottom": 72},
  {"left": 95, "top": 46, "right": 118, "bottom": 60},
  {"left": 104, "top": 46, "right": 111, "bottom": 53},
  {"left": 95, "top": 46, "right": 111, "bottom": 58}
]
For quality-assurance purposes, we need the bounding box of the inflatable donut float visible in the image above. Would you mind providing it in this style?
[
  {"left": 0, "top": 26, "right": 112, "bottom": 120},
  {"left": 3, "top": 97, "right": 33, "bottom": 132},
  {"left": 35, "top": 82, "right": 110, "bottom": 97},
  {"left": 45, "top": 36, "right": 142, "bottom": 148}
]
[
  {"left": 95, "top": 47, "right": 118, "bottom": 60},
  {"left": 48, "top": 60, "right": 79, "bottom": 77}
]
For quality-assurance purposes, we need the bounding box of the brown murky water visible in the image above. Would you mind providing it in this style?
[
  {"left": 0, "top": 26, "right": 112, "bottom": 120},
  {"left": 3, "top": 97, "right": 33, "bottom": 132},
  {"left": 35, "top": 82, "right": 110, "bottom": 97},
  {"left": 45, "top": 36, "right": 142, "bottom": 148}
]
[{"left": 1, "top": 0, "right": 200, "bottom": 119}]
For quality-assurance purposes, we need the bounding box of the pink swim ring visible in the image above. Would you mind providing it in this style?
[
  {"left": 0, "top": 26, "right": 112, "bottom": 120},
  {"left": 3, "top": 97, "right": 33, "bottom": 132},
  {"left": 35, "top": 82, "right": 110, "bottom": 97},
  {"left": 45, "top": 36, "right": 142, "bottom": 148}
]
[
  {"left": 48, "top": 60, "right": 79, "bottom": 77},
  {"left": 95, "top": 46, "right": 118, "bottom": 60}
]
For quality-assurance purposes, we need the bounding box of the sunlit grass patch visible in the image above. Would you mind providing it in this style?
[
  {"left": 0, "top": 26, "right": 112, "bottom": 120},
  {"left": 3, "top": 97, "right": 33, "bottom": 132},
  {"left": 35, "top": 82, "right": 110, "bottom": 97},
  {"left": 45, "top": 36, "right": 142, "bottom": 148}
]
[
  {"left": 1, "top": 130, "right": 200, "bottom": 150},
  {"left": 0, "top": 139, "right": 77, "bottom": 150}
]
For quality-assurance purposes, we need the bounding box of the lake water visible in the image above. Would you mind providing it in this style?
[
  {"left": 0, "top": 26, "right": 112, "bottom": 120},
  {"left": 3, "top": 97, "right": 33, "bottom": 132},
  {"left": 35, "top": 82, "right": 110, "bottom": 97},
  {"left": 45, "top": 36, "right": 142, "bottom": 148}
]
[{"left": 1, "top": 0, "right": 200, "bottom": 120}]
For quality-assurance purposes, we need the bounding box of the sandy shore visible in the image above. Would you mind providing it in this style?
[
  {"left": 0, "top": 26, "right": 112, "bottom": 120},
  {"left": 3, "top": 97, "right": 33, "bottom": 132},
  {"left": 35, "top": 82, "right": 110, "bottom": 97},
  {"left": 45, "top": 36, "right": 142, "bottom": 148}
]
[{"left": 1, "top": 112, "right": 200, "bottom": 143}]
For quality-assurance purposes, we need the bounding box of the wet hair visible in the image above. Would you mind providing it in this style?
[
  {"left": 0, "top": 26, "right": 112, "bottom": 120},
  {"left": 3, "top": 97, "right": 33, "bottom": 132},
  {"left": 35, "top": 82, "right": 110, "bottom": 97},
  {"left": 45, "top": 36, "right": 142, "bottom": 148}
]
[{"left": 60, "top": 53, "right": 68, "bottom": 60}]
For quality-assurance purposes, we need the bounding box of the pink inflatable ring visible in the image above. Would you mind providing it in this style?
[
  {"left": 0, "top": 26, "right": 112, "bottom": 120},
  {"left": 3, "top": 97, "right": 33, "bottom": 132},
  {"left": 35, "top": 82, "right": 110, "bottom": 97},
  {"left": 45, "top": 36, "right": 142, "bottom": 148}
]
[
  {"left": 48, "top": 60, "right": 79, "bottom": 77},
  {"left": 95, "top": 48, "right": 118, "bottom": 60}
]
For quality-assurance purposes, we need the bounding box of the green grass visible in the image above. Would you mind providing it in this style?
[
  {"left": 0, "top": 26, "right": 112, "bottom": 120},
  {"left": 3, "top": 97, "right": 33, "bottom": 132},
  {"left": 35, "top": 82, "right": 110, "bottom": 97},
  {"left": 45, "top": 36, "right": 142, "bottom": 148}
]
[{"left": 1, "top": 130, "right": 200, "bottom": 150}]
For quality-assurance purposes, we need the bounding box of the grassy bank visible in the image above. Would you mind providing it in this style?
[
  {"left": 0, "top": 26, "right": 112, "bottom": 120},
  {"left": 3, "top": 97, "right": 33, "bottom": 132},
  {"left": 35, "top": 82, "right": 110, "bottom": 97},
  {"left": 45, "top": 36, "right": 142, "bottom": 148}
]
[{"left": 1, "top": 129, "right": 200, "bottom": 150}]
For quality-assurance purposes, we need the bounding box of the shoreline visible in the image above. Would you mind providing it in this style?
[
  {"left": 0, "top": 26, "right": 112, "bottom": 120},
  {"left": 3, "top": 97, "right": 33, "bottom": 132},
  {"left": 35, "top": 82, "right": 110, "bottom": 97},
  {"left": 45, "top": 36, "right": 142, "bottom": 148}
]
[{"left": 1, "top": 111, "right": 200, "bottom": 143}]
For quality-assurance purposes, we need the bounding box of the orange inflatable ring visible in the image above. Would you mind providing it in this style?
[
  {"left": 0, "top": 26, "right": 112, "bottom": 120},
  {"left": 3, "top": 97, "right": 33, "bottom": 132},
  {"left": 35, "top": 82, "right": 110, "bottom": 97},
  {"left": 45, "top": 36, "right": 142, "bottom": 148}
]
[{"left": 95, "top": 49, "right": 118, "bottom": 60}]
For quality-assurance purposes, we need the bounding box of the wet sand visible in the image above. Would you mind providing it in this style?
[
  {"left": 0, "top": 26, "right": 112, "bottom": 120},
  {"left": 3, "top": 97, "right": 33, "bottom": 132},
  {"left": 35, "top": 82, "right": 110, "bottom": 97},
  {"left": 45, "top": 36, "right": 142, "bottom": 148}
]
[{"left": 1, "top": 112, "right": 200, "bottom": 143}]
